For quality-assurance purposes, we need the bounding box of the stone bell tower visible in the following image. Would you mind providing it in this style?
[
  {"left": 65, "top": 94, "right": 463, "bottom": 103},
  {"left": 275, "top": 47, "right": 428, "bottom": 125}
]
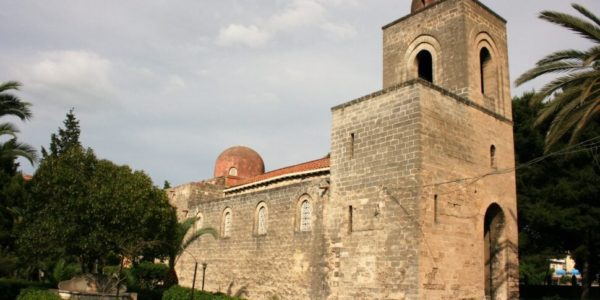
[{"left": 328, "top": 0, "right": 518, "bottom": 299}]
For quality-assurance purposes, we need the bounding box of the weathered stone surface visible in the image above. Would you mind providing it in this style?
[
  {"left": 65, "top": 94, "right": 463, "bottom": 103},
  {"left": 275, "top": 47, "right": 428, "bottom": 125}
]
[{"left": 168, "top": 1, "right": 518, "bottom": 299}]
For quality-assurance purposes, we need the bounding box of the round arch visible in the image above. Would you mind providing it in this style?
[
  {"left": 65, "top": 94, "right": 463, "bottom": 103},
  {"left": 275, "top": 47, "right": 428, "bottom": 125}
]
[
  {"left": 403, "top": 35, "right": 442, "bottom": 83},
  {"left": 221, "top": 207, "right": 233, "bottom": 238},
  {"left": 254, "top": 202, "right": 268, "bottom": 236}
]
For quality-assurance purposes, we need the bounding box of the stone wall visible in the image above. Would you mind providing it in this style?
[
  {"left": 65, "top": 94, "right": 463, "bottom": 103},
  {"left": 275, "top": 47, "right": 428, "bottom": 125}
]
[
  {"left": 174, "top": 175, "right": 330, "bottom": 300},
  {"left": 329, "top": 83, "right": 424, "bottom": 299},
  {"left": 416, "top": 81, "right": 518, "bottom": 299}
]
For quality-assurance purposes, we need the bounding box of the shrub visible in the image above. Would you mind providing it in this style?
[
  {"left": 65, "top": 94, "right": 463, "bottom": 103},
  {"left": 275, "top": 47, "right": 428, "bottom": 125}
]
[
  {"left": 17, "top": 288, "right": 62, "bottom": 300},
  {"left": 162, "top": 285, "right": 242, "bottom": 300},
  {"left": 50, "top": 259, "right": 80, "bottom": 284},
  {"left": 0, "top": 279, "right": 53, "bottom": 300},
  {"left": 131, "top": 261, "right": 169, "bottom": 290}
]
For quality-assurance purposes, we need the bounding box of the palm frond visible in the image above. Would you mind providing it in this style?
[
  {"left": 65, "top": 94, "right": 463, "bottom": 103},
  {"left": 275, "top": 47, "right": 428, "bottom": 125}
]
[
  {"left": 544, "top": 103, "right": 591, "bottom": 151},
  {"left": 539, "top": 10, "right": 600, "bottom": 43},
  {"left": 181, "top": 227, "right": 217, "bottom": 252},
  {"left": 570, "top": 100, "right": 600, "bottom": 145},
  {"left": 573, "top": 3, "right": 600, "bottom": 28},
  {"left": 532, "top": 88, "right": 581, "bottom": 127},
  {"left": 0, "top": 138, "right": 38, "bottom": 165},
  {"left": 0, "top": 81, "right": 21, "bottom": 93},
  {"left": 515, "top": 61, "right": 585, "bottom": 86},
  {"left": 0, "top": 122, "right": 19, "bottom": 137},
  {"left": 530, "top": 71, "right": 595, "bottom": 106},
  {"left": 536, "top": 49, "right": 587, "bottom": 65}
]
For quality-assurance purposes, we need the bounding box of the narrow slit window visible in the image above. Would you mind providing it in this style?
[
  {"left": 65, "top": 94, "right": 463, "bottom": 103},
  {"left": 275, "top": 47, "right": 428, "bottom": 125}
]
[
  {"left": 348, "top": 206, "right": 353, "bottom": 233},
  {"left": 416, "top": 50, "right": 433, "bottom": 83},
  {"left": 434, "top": 194, "right": 438, "bottom": 224},
  {"left": 350, "top": 133, "right": 355, "bottom": 158},
  {"left": 490, "top": 145, "right": 496, "bottom": 168}
]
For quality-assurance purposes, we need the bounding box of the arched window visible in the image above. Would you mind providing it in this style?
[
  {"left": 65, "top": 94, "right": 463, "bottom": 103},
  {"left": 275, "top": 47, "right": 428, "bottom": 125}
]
[
  {"left": 255, "top": 202, "right": 268, "bottom": 235},
  {"left": 490, "top": 145, "right": 497, "bottom": 168},
  {"left": 222, "top": 208, "right": 232, "bottom": 238},
  {"left": 416, "top": 50, "right": 433, "bottom": 83},
  {"left": 228, "top": 167, "right": 238, "bottom": 176},
  {"left": 480, "top": 47, "right": 496, "bottom": 97},
  {"left": 300, "top": 199, "right": 312, "bottom": 232}
]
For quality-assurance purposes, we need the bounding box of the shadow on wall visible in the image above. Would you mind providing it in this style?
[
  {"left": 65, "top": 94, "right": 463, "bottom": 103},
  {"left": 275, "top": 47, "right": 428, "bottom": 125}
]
[
  {"left": 226, "top": 281, "right": 248, "bottom": 298},
  {"left": 485, "top": 239, "right": 519, "bottom": 300}
]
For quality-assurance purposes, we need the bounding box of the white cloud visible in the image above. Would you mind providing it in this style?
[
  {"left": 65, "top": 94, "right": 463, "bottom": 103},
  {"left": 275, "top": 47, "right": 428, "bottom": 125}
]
[
  {"left": 25, "top": 50, "right": 116, "bottom": 107},
  {"left": 164, "top": 75, "right": 186, "bottom": 93},
  {"left": 321, "top": 22, "right": 357, "bottom": 40},
  {"left": 216, "top": 24, "right": 271, "bottom": 48},
  {"left": 215, "top": 0, "right": 356, "bottom": 48},
  {"left": 269, "top": 0, "right": 325, "bottom": 30}
]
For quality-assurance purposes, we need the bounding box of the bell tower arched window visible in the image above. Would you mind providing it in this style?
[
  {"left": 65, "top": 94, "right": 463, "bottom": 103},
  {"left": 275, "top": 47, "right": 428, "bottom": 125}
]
[
  {"left": 416, "top": 50, "right": 433, "bottom": 83},
  {"left": 480, "top": 47, "right": 496, "bottom": 97}
]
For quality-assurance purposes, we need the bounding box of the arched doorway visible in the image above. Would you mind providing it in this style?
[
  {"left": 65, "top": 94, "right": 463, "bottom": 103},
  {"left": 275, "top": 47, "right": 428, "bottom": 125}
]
[{"left": 484, "top": 203, "right": 505, "bottom": 300}]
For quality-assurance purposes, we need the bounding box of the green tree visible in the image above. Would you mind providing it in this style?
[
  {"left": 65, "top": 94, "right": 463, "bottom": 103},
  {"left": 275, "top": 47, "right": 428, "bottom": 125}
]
[
  {"left": 18, "top": 112, "right": 177, "bottom": 276},
  {"left": 514, "top": 92, "right": 600, "bottom": 298},
  {"left": 165, "top": 217, "right": 217, "bottom": 286},
  {"left": 515, "top": 4, "right": 600, "bottom": 152},
  {"left": 41, "top": 108, "right": 81, "bottom": 158}
]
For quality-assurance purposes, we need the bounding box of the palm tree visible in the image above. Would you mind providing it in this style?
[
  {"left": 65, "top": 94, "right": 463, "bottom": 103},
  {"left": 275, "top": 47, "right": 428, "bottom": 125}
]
[
  {"left": 0, "top": 81, "right": 32, "bottom": 121},
  {"left": 515, "top": 4, "right": 600, "bottom": 152},
  {"left": 0, "top": 81, "right": 37, "bottom": 170},
  {"left": 165, "top": 216, "right": 217, "bottom": 286}
]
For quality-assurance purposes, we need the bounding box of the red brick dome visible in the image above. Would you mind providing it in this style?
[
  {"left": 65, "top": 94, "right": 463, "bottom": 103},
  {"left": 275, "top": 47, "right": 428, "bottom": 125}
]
[
  {"left": 214, "top": 146, "right": 265, "bottom": 179},
  {"left": 411, "top": 0, "right": 437, "bottom": 12}
]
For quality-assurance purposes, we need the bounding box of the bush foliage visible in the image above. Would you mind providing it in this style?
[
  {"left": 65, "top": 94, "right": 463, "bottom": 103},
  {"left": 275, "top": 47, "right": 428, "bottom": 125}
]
[
  {"left": 16, "top": 288, "right": 61, "bottom": 300},
  {"left": 162, "top": 285, "right": 242, "bottom": 300}
]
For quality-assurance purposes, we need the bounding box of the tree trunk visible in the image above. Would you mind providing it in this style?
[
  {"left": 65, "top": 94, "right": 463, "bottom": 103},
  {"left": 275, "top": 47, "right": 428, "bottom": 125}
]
[{"left": 581, "top": 260, "right": 590, "bottom": 300}]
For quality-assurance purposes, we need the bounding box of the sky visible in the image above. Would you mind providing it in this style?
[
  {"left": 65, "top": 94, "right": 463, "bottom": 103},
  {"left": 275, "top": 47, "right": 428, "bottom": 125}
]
[{"left": 1, "top": 0, "right": 598, "bottom": 186}]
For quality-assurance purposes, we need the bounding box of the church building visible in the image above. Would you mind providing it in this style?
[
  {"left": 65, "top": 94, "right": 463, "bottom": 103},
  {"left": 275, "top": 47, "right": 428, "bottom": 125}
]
[{"left": 167, "top": 0, "right": 519, "bottom": 299}]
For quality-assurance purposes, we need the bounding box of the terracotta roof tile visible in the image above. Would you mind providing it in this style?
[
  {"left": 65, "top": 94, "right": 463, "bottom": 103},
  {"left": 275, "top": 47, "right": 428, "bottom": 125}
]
[{"left": 229, "top": 157, "right": 330, "bottom": 187}]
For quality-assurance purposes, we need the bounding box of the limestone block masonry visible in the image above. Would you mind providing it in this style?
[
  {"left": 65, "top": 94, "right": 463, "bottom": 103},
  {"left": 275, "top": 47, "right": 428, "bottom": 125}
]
[{"left": 167, "top": 0, "right": 519, "bottom": 299}]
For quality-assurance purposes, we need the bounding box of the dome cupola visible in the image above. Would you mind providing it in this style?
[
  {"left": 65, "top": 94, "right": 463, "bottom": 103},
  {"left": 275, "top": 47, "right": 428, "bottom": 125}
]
[
  {"left": 411, "top": 0, "right": 437, "bottom": 13},
  {"left": 214, "top": 146, "right": 265, "bottom": 179}
]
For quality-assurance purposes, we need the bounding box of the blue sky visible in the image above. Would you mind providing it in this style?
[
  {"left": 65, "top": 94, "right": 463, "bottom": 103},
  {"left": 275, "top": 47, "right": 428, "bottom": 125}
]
[{"left": 1, "top": 0, "right": 598, "bottom": 186}]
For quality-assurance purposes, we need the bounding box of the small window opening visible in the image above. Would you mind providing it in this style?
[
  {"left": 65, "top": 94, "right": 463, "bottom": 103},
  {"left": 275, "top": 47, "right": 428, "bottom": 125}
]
[
  {"left": 349, "top": 133, "right": 355, "bottom": 158},
  {"left": 228, "top": 167, "right": 238, "bottom": 176},
  {"left": 300, "top": 200, "right": 311, "bottom": 232},
  {"left": 257, "top": 206, "right": 267, "bottom": 235},
  {"left": 223, "top": 211, "right": 232, "bottom": 237},
  {"left": 416, "top": 50, "right": 433, "bottom": 83},
  {"left": 490, "top": 145, "right": 496, "bottom": 168},
  {"left": 348, "top": 206, "right": 353, "bottom": 233},
  {"left": 480, "top": 48, "right": 492, "bottom": 95},
  {"left": 434, "top": 194, "right": 439, "bottom": 224}
]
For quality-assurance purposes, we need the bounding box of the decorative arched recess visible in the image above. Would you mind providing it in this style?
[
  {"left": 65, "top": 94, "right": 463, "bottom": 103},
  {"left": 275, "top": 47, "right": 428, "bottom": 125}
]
[
  {"left": 483, "top": 203, "right": 507, "bottom": 300},
  {"left": 254, "top": 202, "right": 268, "bottom": 236},
  {"left": 193, "top": 209, "right": 204, "bottom": 232},
  {"left": 473, "top": 31, "right": 505, "bottom": 115},
  {"left": 296, "top": 194, "right": 313, "bottom": 232},
  {"left": 404, "top": 35, "right": 442, "bottom": 84},
  {"left": 221, "top": 207, "right": 233, "bottom": 238}
]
